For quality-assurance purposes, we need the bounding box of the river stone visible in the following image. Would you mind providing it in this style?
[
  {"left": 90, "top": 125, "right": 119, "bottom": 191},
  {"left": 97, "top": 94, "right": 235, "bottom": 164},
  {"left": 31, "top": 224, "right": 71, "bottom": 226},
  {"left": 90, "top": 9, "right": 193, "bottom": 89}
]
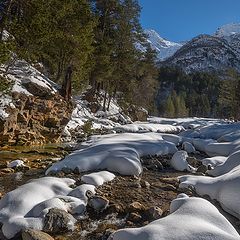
[
  {"left": 197, "top": 164, "right": 208, "bottom": 174},
  {"left": 128, "top": 202, "right": 146, "bottom": 212},
  {"left": 43, "top": 208, "right": 76, "bottom": 234},
  {"left": 22, "top": 229, "right": 54, "bottom": 240},
  {"left": 145, "top": 206, "right": 163, "bottom": 220}
]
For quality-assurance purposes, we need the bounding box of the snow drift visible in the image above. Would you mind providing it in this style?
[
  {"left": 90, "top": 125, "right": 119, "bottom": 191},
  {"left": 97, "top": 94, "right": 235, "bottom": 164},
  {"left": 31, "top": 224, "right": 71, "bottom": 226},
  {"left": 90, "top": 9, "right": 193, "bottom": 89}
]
[
  {"left": 46, "top": 133, "right": 178, "bottom": 176},
  {"left": 108, "top": 194, "right": 240, "bottom": 240}
]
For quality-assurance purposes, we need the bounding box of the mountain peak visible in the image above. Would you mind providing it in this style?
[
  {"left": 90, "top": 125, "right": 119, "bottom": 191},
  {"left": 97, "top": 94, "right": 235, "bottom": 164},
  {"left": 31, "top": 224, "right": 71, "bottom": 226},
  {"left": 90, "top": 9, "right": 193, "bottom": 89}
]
[
  {"left": 215, "top": 23, "right": 240, "bottom": 37},
  {"left": 144, "top": 29, "right": 183, "bottom": 60}
]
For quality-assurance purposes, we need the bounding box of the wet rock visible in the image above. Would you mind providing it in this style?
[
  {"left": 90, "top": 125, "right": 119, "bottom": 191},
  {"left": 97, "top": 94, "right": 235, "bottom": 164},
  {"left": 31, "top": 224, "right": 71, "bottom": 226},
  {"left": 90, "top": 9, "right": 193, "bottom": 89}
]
[
  {"left": 129, "top": 182, "right": 141, "bottom": 188},
  {"left": 88, "top": 195, "right": 109, "bottom": 212},
  {"left": 127, "top": 212, "right": 142, "bottom": 222},
  {"left": 1, "top": 168, "right": 15, "bottom": 173},
  {"left": 145, "top": 206, "right": 163, "bottom": 220},
  {"left": 22, "top": 229, "right": 54, "bottom": 240},
  {"left": 160, "top": 177, "right": 179, "bottom": 186},
  {"left": 197, "top": 164, "right": 208, "bottom": 174},
  {"left": 187, "top": 156, "right": 200, "bottom": 168},
  {"left": 43, "top": 208, "right": 76, "bottom": 234},
  {"left": 106, "top": 204, "right": 124, "bottom": 215},
  {"left": 128, "top": 202, "right": 146, "bottom": 212},
  {"left": 141, "top": 180, "right": 150, "bottom": 189}
]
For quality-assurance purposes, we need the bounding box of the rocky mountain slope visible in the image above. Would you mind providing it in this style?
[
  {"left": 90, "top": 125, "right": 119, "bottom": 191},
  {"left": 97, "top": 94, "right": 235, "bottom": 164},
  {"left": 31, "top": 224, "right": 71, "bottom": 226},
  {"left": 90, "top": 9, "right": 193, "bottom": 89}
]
[
  {"left": 0, "top": 60, "right": 73, "bottom": 146},
  {"left": 150, "top": 23, "right": 240, "bottom": 73},
  {"left": 144, "top": 29, "right": 183, "bottom": 60},
  {"left": 163, "top": 34, "right": 240, "bottom": 73}
]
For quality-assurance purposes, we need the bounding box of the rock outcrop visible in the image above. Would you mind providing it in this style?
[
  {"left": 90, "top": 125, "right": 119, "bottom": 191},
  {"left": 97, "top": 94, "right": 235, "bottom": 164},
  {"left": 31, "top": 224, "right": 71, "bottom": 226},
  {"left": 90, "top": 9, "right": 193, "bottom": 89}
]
[{"left": 0, "top": 92, "right": 73, "bottom": 146}]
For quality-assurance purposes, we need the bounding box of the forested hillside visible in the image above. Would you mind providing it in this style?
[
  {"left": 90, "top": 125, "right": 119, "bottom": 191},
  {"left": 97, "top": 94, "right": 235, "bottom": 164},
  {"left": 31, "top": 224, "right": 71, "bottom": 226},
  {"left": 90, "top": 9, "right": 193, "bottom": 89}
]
[
  {"left": 0, "top": 0, "right": 158, "bottom": 112},
  {"left": 1, "top": 0, "right": 240, "bottom": 120}
]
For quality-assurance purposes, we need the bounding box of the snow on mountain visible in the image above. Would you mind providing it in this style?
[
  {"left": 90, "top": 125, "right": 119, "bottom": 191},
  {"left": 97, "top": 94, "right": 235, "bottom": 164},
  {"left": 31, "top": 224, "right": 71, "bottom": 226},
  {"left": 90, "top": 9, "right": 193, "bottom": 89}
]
[
  {"left": 215, "top": 23, "right": 240, "bottom": 37},
  {"left": 163, "top": 34, "right": 240, "bottom": 73},
  {"left": 144, "top": 29, "right": 183, "bottom": 60}
]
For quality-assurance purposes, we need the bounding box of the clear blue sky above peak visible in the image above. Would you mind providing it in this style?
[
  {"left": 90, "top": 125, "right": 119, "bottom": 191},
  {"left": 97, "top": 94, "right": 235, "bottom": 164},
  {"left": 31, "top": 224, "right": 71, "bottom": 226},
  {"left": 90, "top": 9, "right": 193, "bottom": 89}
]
[{"left": 139, "top": 0, "right": 240, "bottom": 42}]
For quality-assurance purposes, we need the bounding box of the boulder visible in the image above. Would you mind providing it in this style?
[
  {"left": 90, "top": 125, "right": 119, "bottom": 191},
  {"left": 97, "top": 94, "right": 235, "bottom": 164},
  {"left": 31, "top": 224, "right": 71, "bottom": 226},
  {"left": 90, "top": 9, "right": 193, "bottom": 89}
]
[
  {"left": 22, "top": 229, "right": 54, "bottom": 240},
  {"left": 43, "top": 208, "right": 76, "bottom": 234}
]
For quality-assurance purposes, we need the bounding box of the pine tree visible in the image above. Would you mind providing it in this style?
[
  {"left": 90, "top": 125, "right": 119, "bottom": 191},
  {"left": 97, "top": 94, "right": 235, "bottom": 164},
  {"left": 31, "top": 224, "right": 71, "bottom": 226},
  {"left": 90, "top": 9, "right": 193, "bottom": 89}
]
[
  {"left": 165, "top": 95, "right": 175, "bottom": 118},
  {"left": 5, "top": 0, "right": 96, "bottom": 100}
]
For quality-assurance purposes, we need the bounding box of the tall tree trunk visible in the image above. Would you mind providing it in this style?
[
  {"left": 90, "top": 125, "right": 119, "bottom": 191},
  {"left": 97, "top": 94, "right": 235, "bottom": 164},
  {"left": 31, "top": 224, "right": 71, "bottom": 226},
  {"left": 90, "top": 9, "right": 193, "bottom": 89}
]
[
  {"left": 102, "top": 90, "right": 107, "bottom": 112},
  {"left": 61, "top": 65, "right": 72, "bottom": 101}
]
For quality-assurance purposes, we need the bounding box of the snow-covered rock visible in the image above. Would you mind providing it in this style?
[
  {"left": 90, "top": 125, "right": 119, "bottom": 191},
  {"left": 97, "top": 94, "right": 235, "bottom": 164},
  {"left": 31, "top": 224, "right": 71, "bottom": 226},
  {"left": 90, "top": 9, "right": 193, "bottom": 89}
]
[
  {"left": 170, "top": 151, "right": 194, "bottom": 172},
  {"left": 179, "top": 161, "right": 240, "bottom": 219},
  {"left": 207, "top": 150, "right": 240, "bottom": 176},
  {"left": 108, "top": 194, "right": 240, "bottom": 240},
  {"left": 0, "top": 177, "right": 77, "bottom": 238},
  {"left": 182, "top": 142, "right": 196, "bottom": 153},
  {"left": 7, "top": 159, "right": 25, "bottom": 168},
  {"left": 81, "top": 171, "right": 115, "bottom": 187},
  {"left": 200, "top": 156, "right": 227, "bottom": 168},
  {"left": 46, "top": 132, "right": 178, "bottom": 176}
]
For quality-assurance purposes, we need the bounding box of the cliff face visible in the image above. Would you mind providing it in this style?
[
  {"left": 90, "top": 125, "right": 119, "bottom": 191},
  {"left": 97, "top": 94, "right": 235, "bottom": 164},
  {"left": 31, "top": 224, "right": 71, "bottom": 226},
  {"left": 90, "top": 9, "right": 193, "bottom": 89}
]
[
  {"left": 0, "top": 93, "right": 73, "bottom": 146},
  {"left": 0, "top": 60, "right": 73, "bottom": 146}
]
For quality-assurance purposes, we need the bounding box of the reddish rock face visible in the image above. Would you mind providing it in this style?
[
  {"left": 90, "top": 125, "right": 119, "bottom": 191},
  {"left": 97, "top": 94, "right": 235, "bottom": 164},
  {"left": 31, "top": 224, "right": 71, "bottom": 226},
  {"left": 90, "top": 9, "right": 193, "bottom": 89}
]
[{"left": 0, "top": 93, "right": 73, "bottom": 146}]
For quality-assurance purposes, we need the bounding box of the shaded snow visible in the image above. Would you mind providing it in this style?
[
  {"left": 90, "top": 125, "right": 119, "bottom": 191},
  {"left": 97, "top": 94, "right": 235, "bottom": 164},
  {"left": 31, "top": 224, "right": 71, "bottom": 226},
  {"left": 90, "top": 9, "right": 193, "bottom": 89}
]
[
  {"left": 46, "top": 132, "right": 178, "bottom": 176},
  {"left": 108, "top": 194, "right": 240, "bottom": 240}
]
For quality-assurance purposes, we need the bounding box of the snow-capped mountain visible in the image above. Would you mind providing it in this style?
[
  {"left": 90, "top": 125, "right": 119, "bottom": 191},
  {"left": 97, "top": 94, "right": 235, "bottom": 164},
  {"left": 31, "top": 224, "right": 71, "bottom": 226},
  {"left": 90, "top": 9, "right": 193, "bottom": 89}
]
[
  {"left": 144, "top": 29, "right": 183, "bottom": 60},
  {"left": 159, "top": 23, "right": 240, "bottom": 73},
  {"left": 163, "top": 34, "right": 240, "bottom": 73},
  {"left": 215, "top": 23, "right": 240, "bottom": 37}
]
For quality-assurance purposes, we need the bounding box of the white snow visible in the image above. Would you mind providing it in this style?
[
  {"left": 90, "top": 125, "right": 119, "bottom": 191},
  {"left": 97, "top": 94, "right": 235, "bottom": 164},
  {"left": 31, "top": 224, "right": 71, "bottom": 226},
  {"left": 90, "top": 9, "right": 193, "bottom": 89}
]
[
  {"left": 182, "top": 141, "right": 196, "bottom": 153},
  {"left": 108, "top": 194, "right": 240, "bottom": 240},
  {"left": 170, "top": 151, "right": 194, "bottom": 172},
  {"left": 81, "top": 171, "right": 115, "bottom": 186},
  {"left": 215, "top": 23, "right": 240, "bottom": 37},
  {"left": 46, "top": 132, "right": 178, "bottom": 176},
  {"left": 115, "top": 122, "right": 184, "bottom": 133},
  {"left": 0, "top": 177, "right": 76, "bottom": 238},
  {"left": 7, "top": 160, "right": 25, "bottom": 168},
  {"left": 200, "top": 156, "right": 227, "bottom": 168},
  {"left": 207, "top": 150, "right": 240, "bottom": 176},
  {"left": 0, "top": 94, "right": 13, "bottom": 119},
  {"left": 0, "top": 59, "right": 58, "bottom": 95},
  {"left": 144, "top": 29, "right": 183, "bottom": 60},
  {"left": 0, "top": 177, "right": 101, "bottom": 238},
  {"left": 179, "top": 153, "right": 240, "bottom": 219}
]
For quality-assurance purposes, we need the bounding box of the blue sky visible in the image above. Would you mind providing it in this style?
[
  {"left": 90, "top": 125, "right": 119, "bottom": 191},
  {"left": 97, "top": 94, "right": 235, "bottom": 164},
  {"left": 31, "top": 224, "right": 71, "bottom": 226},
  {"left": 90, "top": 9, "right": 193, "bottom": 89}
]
[{"left": 139, "top": 0, "right": 240, "bottom": 42}]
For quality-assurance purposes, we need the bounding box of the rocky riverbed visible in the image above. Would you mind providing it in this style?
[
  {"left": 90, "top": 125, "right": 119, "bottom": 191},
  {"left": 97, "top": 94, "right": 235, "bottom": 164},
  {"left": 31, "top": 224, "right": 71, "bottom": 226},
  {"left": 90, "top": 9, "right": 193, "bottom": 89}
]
[{"left": 1, "top": 145, "right": 239, "bottom": 240}]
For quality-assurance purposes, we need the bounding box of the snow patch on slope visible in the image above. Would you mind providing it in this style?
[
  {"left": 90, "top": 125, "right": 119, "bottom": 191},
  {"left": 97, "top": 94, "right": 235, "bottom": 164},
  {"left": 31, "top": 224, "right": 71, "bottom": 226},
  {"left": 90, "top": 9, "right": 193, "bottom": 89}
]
[{"left": 144, "top": 29, "right": 183, "bottom": 60}]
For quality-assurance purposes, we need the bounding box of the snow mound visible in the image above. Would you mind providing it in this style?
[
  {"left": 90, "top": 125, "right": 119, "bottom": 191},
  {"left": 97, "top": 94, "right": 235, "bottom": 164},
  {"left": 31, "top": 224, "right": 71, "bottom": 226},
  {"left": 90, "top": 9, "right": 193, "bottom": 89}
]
[
  {"left": 46, "top": 133, "right": 178, "bottom": 176},
  {"left": 200, "top": 156, "right": 227, "bottom": 168},
  {"left": 207, "top": 150, "right": 240, "bottom": 176},
  {"left": 108, "top": 194, "right": 240, "bottom": 240},
  {"left": 170, "top": 151, "right": 194, "bottom": 172},
  {"left": 81, "top": 171, "right": 115, "bottom": 186},
  {"left": 0, "top": 177, "right": 78, "bottom": 238},
  {"left": 198, "top": 122, "right": 240, "bottom": 140},
  {"left": 148, "top": 117, "right": 228, "bottom": 130},
  {"left": 115, "top": 122, "right": 184, "bottom": 133},
  {"left": 182, "top": 142, "right": 196, "bottom": 153},
  {"left": 179, "top": 161, "right": 240, "bottom": 219}
]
